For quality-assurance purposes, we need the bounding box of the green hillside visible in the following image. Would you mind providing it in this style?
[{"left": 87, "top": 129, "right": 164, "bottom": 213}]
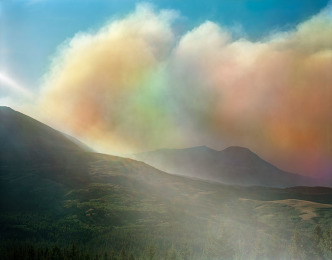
[{"left": 1, "top": 107, "right": 332, "bottom": 259}]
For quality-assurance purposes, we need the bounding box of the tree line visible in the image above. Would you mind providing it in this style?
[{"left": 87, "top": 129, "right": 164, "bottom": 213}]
[{"left": 2, "top": 225, "right": 332, "bottom": 259}]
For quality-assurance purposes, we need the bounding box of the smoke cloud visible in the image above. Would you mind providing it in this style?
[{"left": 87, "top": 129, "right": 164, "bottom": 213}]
[{"left": 39, "top": 4, "right": 332, "bottom": 178}]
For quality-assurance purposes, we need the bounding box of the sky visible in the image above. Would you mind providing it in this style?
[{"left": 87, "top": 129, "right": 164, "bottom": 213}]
[{"left": 0, "top": 0, "right": 331, "bottom": 180}]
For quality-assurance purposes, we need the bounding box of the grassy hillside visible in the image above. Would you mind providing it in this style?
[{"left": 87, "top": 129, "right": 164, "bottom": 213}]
[
  {"left": 1, "top": 107, "right": 332, "bottom": 259},
  {"left": 1, "top": 152, "right": 332, "bottom": 259}
]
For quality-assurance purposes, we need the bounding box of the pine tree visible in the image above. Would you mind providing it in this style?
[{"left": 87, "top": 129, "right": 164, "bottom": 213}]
[
  {"left": 289, "top": 229, "right": 306, "bottom": 260},
  {"left": 312, "top": 225, "right": 323, "bottom": 259},
  {"left": 167, "top": 246, "right": 177, "bottom": 260},
  {"left": 145, "top": 245, "right": 156, "bottom": 260},
  {"left": 69, "top": 243, "right": 79, "bottom": 259},
  {"left": 27, "top": 245, "right": 35, "bottom": 260},
  {"left": 51, "top": 245, "right": 62, "bottom": 260},
  {"left": 109, "top": 250, "right": 116, "bottom": 260},
  {"left": 104, "top": 252, "right": 109, "bottom": 260},
  {"left": 119, "top": 248, "right": 127, "bottom": 260},
  {"left": 180, "top": 242, "right": 191, "bottom": 260}
]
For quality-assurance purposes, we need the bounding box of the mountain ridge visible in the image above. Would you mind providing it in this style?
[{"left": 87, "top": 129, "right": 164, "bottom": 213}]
[
  {"left": 134, "top": 145, "right": 317, "bottom": 187},
  {"left": 0, "top": 106, "right": 90, "bottom": 165},
  {"left": 0, "top": 106, "right": 318, "bottom": 188}
]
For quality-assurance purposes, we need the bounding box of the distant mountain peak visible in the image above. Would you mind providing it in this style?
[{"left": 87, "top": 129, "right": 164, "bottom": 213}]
[
  {"left": 187, "top": 145, "right": 217, "bottom": 152},
  {"left": 195, "top": 145, "right": 209, "bottom": 149},
  {"left": 220, "top": 146, "right": 257, "bottom": 158},
  {"left": 148, "top": 145, "right": 216, "bottom": 154},
  {"left": 222, "top": 146, "right": 252, "bottom": 153},
  {"left": 135, "top": 145, "right": 315, "bottom": 187}
]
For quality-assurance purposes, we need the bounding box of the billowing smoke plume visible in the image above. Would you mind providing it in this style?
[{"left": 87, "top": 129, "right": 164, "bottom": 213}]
[{"left": 39, "top": 4, "right": 332, "bottom": 178}]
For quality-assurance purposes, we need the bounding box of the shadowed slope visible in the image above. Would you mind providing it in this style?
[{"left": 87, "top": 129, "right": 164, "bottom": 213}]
[{"left": 0, "top": 106, "right": 86, "bottom": 165}]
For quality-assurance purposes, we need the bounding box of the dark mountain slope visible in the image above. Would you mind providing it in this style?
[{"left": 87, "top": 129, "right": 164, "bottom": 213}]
[
  {"left": 134, "top": 145, "right": 315, "bottom": 187},
  {"left": 0, "top": 106, "right": 87, "bottom": 165}
]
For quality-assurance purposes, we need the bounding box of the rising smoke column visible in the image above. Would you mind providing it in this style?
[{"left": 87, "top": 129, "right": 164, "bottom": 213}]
[{"left": 39, "top": 4, "right": 332, "bottom": 179}]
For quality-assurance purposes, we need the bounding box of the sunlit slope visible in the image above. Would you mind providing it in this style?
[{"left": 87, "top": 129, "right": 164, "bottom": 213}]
[
  {"left": 134, "top": 146, "right": 316, "bottom": 187},
  {"left": 0, "top": 107, "right": 331, "bottom": 258}
]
